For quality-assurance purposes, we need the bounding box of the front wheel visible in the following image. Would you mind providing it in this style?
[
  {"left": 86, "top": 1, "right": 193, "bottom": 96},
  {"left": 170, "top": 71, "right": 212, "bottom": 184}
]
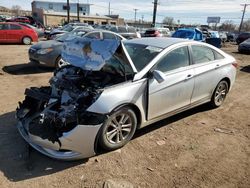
[
  {"left": 22, "top": 37, "right": 32, "bottom": 45},
  {"left": 210, "top": 80, "right": 229, "bottom": 108},
  {"left": 99, "top": 107, "right": 137, "bottom": 151}
]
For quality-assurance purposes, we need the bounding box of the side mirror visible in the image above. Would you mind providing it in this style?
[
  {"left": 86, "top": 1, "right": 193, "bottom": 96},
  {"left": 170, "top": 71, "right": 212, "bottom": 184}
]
[{"left": 152, "top": 70, "right": 165, "bottom": 83}]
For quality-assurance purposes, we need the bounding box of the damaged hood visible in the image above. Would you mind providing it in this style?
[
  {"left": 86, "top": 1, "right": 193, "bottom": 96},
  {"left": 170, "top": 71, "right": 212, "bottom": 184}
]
[{"left": 61, "top": 38, "right": 136, "bottom": 72}]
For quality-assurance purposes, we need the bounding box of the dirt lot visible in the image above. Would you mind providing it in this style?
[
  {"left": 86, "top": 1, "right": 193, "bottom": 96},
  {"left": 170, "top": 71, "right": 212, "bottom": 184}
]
[{"left": 0, "top": 43, "right": 249, "bottom": 188}]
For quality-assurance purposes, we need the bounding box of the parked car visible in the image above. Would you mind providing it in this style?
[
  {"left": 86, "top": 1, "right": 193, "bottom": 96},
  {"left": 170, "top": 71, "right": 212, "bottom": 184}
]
[
  {"left": 109, "top": 26, "right": 141, "bottom": 39},
  {"left": 17, "top": 37, "right": 237, "bottom": 160},
  {"left": 219, "top": 31, "right": 227, "bottom": 43},
  {"left": 226, "top": 32, "right": 237, "bottom": 42},
  {"left": 8, "top": 16, "right": 31, "bottom": 24},
  {"left": 238, "top": 38, "right": 250, "bottom": 53},
  {"left": 236, "top": 32, "right": 250, "bottom": 44},
  {"left": 172, "top": 28, "right": 203, "bottom": 41},
  {"left": 205, "top": 30, "right": 222, "bottom": 48},
  {"left": 19, "top": 23, "right": 45, "bottom": 38},
  {"left": 47, "top": 23, "right": 93, "bottom": 39},
  {"left": 29, "top": 30, "right": 125, "bottom": 67},
  {"left": 144, "top": 27, "right": 171, "bottom": 37},
  {"left": 0, "top": 22, "right": 38, "bottom": 44}
]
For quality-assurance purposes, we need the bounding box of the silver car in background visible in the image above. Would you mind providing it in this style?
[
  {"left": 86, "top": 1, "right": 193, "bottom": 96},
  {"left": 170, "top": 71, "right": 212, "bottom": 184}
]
[{"left": 16, "top": 38, "right": 237, "bottom": 160}]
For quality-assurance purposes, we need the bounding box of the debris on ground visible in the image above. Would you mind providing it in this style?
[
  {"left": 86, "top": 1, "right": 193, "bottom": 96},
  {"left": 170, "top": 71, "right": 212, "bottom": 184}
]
[
  {"left": 102, "top": 179, "right": 134, "bottom": 188},
  {"left": 156, "top": 140, "right": 166, "bottom": 146},
  {"left": 146, "top": 167, "right": 154, "bottom": 172},
  {"left": 214, "top": 128, "right": 234, "bottom": 135}
]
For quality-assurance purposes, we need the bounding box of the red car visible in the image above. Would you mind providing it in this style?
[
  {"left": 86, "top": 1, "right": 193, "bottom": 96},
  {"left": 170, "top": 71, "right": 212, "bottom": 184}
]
[
  {"left": 9, "top": 17, "right": 31, "bottom": 24},
  {"left": 0, "top": 22, "right": 38, "bottom": 44}
]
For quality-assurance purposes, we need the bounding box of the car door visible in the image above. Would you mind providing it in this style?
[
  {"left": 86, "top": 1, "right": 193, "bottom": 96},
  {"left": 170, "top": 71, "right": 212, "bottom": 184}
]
[
  {"left": 190, "top": 45, "right": 225, "bottom": 103},
  {"left": 0, "top": 23, "right": 7, "bottom": 42},
  {"left": 148, "top": 46, "right": 195, "bottom": 120},
  {"left": 6, "top": 24, "right": 23, "bottom": 42}
]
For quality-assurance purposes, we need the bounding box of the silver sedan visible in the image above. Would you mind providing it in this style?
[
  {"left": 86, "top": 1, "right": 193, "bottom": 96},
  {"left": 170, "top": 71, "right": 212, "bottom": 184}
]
[{"left": 16, "top": 38, "right": 237, "bottom": 160}]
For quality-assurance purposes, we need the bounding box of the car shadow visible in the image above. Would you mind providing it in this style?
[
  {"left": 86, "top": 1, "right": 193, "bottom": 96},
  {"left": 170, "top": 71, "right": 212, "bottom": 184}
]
[
  {"left": 133, "top": 103, "right": 212, "bottom": 139},
  {"left": 240, "top": 65, "right": 250, "bottom": 73},
  {"left": 96, "top": 103, "right": 212, "bottom": 155},
  {"left": 0, "top": 104, "right": 211, "bottom": 182},
  {"left": 2, "top": 63, "right": 54, "bottom": 75},
  {"left": 0, "top": 111, "right": 87, "bottom": 182}
]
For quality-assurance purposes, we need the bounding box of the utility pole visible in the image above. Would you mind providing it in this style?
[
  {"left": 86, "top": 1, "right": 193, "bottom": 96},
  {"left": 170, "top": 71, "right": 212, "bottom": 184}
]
[
  {"left": 77, "top": 0, "right": 80, "bottom": 21},
  {"left": 239, "top": 4, "right": 250, "bottom": 32},
  {"left": 67, "top": 0, "right": 70, "bottom": 23},
  {"left": 152, "top": 0, "right": 158, "bottom": 27},
  {"left": 134, "top": 9, "right": 138, "bottom": 23},
  {"left": 108, "top": 2, "right": 111, "bottom": 15}
]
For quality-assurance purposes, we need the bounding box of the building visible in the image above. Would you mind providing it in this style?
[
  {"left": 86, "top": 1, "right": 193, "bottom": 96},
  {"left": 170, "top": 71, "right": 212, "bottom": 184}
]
[
  {"left": 32, "top": 1, "right": 90, "bottom": 16},
  {"left": 31, "top": 1, "right": 124, "bottom": 26}
]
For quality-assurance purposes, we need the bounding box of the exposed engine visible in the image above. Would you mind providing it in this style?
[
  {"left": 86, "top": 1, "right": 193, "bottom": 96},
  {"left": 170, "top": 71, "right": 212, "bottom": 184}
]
[{"left": 16, "top": 65, "right": 128, "bottom": 144}]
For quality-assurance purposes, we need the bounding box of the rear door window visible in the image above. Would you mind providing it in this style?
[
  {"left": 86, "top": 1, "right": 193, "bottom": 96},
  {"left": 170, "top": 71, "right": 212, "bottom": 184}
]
[
  {"left": 191, "top": 45, "right": 215, "bottom": 64},
  {"left": 9, "top": 24, "right": 22, "bottom": 30},
  {"left": 0, "top": 24, "right": 8, "bottom": 30},
  {"left": 84, "top": 32, "right": 101, "bottom": 39},
  {"left": 103, "top": 32, "right": 117, "bottom": 40}
]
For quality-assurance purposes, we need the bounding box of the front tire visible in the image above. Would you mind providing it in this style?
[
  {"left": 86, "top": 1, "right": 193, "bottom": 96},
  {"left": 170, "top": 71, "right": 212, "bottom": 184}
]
[
  {"left": 22, "top": 37, "right": 32, "bottom": 45},
  {"left": 210, "top": 80, "right": 229, "bottom": 108},
  {"left": 99, "top": 107, "right": 137, "bottom": 151}
]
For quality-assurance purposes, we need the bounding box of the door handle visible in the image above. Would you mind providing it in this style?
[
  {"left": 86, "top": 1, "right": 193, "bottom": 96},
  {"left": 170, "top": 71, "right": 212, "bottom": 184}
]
[
  {"left": 215, "top": 64, "right": 220, "bottom": 69},
  {"left": 185, "top": 74, "right": 193, "bottom": 80}
]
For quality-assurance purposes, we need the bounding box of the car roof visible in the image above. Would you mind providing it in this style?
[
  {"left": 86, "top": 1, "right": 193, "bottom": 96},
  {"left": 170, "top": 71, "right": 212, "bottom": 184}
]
[{"left": 123, "top": 37, "right": 189, "bottom": 49}]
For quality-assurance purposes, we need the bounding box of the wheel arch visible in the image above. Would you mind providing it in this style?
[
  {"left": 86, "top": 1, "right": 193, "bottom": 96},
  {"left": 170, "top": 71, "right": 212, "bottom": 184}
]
[
  {"left": 212, "top": 77, "right": 231, "bottom": 97},
  {"left": 111, "top": 103, "right": 142, "bottom": 129},
  {"left": 221, "top": 77, "right": 231, "bottom": 90},
  {"left": 93, "top": 103, "right": 142, "bottom": 153}
]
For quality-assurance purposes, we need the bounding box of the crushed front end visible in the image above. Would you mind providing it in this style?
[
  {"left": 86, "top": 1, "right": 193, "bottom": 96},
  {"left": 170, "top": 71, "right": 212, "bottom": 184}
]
[
  {"left": 16, "top": 38, "right": 135, "bottom": 160},
  {"left": 16, "top": 66, "right": 108, "bottom": 160}
]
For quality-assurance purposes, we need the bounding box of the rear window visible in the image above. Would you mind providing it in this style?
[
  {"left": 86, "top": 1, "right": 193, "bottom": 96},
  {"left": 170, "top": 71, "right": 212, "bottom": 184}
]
[
  {"left": 118, "top": 27, "right": 127, "bottom": 33},
  {"left": 172, "top": 30, "right": 194, "bottom": 39},
  {"left": 124, "top": 43, "right": 162, "bottom": 71},
  {"left": 127, "top": 27, "right": 136, "bottom": 33},
  {"left": 145, "top": 30, "right": 156, "bottom": 34}
]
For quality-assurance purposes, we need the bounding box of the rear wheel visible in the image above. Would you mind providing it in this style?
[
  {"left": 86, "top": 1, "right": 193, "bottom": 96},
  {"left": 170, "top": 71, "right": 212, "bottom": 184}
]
[
  {"left": 22, "top": 37, "right": 32, "bottom": 45},
  {"left": 210, "top": 80, "right": 228, "bottom": 108},
  {"left": 99, "top": 107, "right": 137, "bottom": 151}
]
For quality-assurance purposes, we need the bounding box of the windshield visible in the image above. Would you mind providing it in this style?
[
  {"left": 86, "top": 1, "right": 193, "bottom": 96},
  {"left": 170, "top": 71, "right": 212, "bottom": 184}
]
[
  {"left": 124, "top": 43, "right": 162, "bottom": 71},
  {"left": 61, "top": 38, "right": 134, "bottom": 75},
  {"left": 172, "top": 30, "right": 195, "bottom": 39},
  {"left": 63, "top": 25, "right": 74, "bottom": 32}
]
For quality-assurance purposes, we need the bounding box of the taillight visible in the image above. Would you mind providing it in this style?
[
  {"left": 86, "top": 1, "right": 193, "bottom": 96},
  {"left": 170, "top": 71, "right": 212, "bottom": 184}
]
[
  {"left": 155, "top": 30, "right": 160, "bottom": 37},
  {"left": 232, "top": 61, "right": 238, "bottom": 68}
]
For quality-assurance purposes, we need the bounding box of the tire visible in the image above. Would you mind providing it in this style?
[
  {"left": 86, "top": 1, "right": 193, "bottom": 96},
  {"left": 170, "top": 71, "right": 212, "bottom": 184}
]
[
  {"left": 22, "top": 37, "right": 32, "bottom": 45},
  {"left": 99, "top": 107, "right": 137, "bottom": 151},
  {"left": 210, "top": 80, "right": 229, "bottom": 108}
]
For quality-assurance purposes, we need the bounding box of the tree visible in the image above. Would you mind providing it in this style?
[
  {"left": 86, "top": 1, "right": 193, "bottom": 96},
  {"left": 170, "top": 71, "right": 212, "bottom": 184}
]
[
  {"left": 241, "top": 19, "right": 250, "bottom": 32},
  {"left": 162, "top": 17, "right": 175, "bottom": 27},
  {"left": 11, "top": 5, "right": 21, "bottom": 16},
  {"left": 219, "top": 20, "right": 236, "bottom": 31}
]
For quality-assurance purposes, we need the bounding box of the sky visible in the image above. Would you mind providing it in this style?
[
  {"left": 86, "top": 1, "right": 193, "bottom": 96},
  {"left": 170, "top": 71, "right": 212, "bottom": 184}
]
[{"left": 1, "top": 0, "right": 250, "bottom": 25}]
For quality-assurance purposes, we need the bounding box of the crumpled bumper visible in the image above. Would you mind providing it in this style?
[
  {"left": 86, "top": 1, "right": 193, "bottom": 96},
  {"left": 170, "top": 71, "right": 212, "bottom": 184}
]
[{"left": 17, "top": 120, "right": 102, "bottom": 160}]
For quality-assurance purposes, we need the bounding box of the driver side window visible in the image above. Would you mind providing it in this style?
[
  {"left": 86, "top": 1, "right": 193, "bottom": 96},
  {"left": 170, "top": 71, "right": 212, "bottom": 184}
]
[{"left": 154, "top": 46, "right": 190, "bottom": 73}]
